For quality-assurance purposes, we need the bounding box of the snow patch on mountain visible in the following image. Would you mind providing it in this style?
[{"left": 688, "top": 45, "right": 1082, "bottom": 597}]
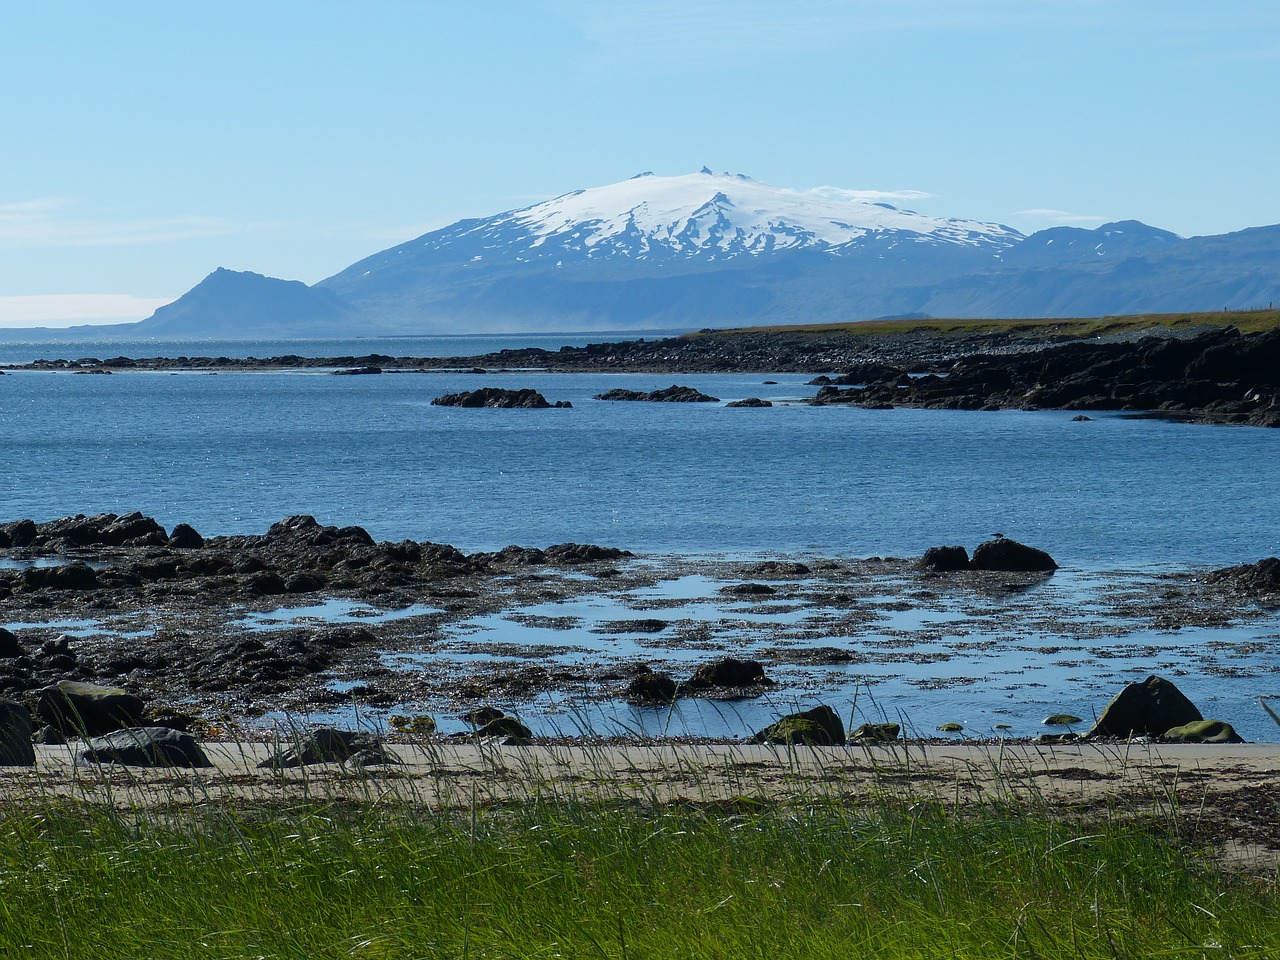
[{"left": 420, "top": 170, "right": 1023, "bottom": 264}]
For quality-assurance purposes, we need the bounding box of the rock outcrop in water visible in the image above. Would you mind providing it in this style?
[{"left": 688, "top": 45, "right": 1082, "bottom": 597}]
[
  {"left": 810, "top": 326, "right": 1280, "bottom": 427},
  {"left": 431, "top": 387, "right": 570, "bottom": 409},
  {"left": 593, "top": 385, "right": 720, "bottom": 403}
]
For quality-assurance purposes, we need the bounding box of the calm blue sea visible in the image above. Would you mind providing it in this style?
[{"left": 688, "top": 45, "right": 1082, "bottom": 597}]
[
  {"left": 2, "top": 335, "right": 1279, "bottom": 739},
  {"left": 0, "top": 361, "right": 1276, "bottom": 566}
]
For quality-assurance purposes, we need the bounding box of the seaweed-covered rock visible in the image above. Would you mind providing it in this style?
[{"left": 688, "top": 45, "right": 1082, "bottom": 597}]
[
  {"left": 593, "top": 385, "right": 720, "bottom": 403},
  {"left": 625, "top": 669, "right": 679, "bottom": 704},
  {"left": 919, "top": 545, "right": 970, "bottom": 572},
  {"left": 686, "top": 658, "right": 774, "bottom": 691},
  {"left": 1160, "top": 720, "right": 1244, "bottom": 744},
  {"left": 849, "top": 722, "right": 901, "bottom": 744},
  {"left": 1205, "top": 557, "right": 1280, "bottom": 598},
  {"left": 971, "top": 538, "right": 1057, "bottom": 573},
  {"left": 475, "top": 716, "right": 533, "bottom": 741},
  {"left": 258, "top": 728, "right": 397, "bottom": 768},
  {"left": 1086, "top": 676, "right": 1203, "bottom": 739},
  {"left": 431, "top": 388, "right": 569, "bottom": 409},
  {"left": 749, "top": 705, "right": 845, "bottom": 746},
  {"left": 80, "top": 727, "right": 212, "bottom": 768}
]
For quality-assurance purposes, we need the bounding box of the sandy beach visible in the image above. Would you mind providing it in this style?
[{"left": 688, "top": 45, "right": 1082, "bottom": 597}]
[{"left": 5, "top": 739, "right": 1278, "bottom": 867}]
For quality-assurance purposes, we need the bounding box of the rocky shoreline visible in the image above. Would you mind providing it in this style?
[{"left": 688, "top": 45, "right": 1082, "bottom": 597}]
[
  {"left": 4, "top": 323, "right": 1277, "bottom": 426},
  {"left": 3, "top": 513, "right": 1279, "bottom": 754}
]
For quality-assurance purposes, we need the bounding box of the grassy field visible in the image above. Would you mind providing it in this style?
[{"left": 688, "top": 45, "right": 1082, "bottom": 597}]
[
  {"left": 3, "top": 784, "right": 1277, "bottom": 958},
  {"left": 691, "top": 308, "right": 1280, "bottom": 340}
]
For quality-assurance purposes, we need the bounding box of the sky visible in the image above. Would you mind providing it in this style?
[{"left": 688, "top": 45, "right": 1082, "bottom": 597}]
[{"left": 4, "top": 0, "right": 1279, "bottom": 327}]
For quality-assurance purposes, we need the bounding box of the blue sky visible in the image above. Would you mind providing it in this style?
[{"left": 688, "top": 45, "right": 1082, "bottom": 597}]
[{"left": 3, "top": 0, "right": 1279, "bottom": 326}]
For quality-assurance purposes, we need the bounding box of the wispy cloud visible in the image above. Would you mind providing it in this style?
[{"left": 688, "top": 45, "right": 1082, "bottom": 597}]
[
  {"left": 1017, "top": 208, "right": 1108, "bottom": 225},
  {"left": 806, "top": 186, "right": 933, "bottom": 204},
  {"left": 0, "top": 198, "right": 252, "bottom": 248},
  {"left": 0, "top": 294, "right": 172, "bottom": 328}
]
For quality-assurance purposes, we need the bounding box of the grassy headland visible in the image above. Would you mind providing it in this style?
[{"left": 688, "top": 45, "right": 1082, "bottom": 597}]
[{"left": 689, "top": 308, "right": 1280, "bottom": 340}]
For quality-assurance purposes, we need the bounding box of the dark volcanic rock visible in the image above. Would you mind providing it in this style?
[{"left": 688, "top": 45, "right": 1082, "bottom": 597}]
[
  {"left": 725, "top": 397, "right": 772, "bottom": 408},
  {"left": 0, "top": 701, "right": 35, "bottom": 766},
  {"left": 431, "top": 387, "right": 569, "bottom": 409},
  {"left": 686, "top": 657, "right": 774, "bottom": 691},
  {"left": 593, "top": 384, "right": 720, "bottom": 403},
  {"left": 1205, "top": 557, "right": 1280, "bottom": 598},
  {"left": 1086, "top": 675, "right": 1203, "bottom": 739},
  {"left": 919, "top": 545, "right": 971, "bottom": 572},
  {"left": 81, "top": 726, "right": 212, "bottom": 768},
  {"left": 808, "top": 326, "right": 1280, "bottom": 427},
  {"left": 970, "top": 538, "right": 1057, "bottom": 573},
  {"left": 624, "top": 668, "right": 679, "bottom": 704}
]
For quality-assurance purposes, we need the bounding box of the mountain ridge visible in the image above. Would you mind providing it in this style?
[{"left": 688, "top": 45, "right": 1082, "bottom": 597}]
[{"left": 37, "top": 171, "right": 1280, "bottom": 338}]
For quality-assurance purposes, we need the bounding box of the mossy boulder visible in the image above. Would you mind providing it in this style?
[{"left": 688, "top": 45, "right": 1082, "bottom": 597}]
[
  {"left": 849, "top": 722, "right": 901, "bottom": 744},
  {"left": 1160, "top": 720, "right": 1244, "bottom": 744},
  {"left": 749, "top": 705, "right": 845, "bottom": 746},
  {"left": 1086, "top": 675, "right": 1202, "bottom": 739}
]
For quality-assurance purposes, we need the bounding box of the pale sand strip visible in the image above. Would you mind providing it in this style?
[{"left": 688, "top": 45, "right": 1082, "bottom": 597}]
[{"left": 2, "top": 741, "right": 1277, "bottom": 812}]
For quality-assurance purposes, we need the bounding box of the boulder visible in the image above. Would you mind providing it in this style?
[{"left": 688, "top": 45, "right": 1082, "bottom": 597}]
[
  {"left": 1161, "top": 719, "right": 1244, "bottom": 744},
  {"left": 258, "top": 728, "right": 397, "bottom": 768},
  {"left": 475, "top": 716, "right": 533, "bottom": 741},
  {"left": 1086, "top": 676, "right": 1203, "bottom": 739},
  {"left": 849, "top": 722, "right": 901, "bottom": 744},
  {"left": 686, "top": 658, "right": 774, "bottom": 691},
  {"left": 431, "top": 388, "right": 568, "bottom": 409},
  {"left": 749, "top": 705, "right": 845, "bottom": 746},
  {"left": 919, "top": 545, "right": 971, "bottom": 572},
  {"left": 0, "top": 628, "right": 21, "bottom": 659},
  {"left": 168, "top": 522, "right": 205, "bottom": 548},
  {"left": 80, "top": 727, "right": 212, "bottom": 768},
  {"left": 725, "top": 397, "right": 772, "bottom": 408},
  {"left": 0, "top": 701, "right": 35, "bottom": 766},
  {"left": 35, "top": 680, "right": 146, "bottom": 736},
  {"left": 970, "top": 538, "right": 1057, "bottom": 573},
  {"left": 1205, "top": 557, "right": 1280, "bottom": 598},
  {"left": 593, "top": 385, "right": 720, "bottom": 403},
  {"left": 624, "top": 669, "right": 679, "bottom": 704}
]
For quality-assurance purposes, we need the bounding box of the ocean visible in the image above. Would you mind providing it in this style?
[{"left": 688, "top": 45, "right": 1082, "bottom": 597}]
[{"left": 2, "top": 335, "right": 1278, "bottom": 739}]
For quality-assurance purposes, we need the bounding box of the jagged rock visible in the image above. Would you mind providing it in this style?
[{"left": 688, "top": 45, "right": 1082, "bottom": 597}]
[
  {"left": 431, "top": 387, "right": 569, "bottom": 409},
  {"left": 593, "top": 385, "right": 720, "bottom": 403},
  {"left": 1086, "top": 676, "right": 1203, "bottom": 739},
  {"left": 1161, "top": 719, "right": 1244, "bottom": 744},
  {"left": 80, "top": 727, "right": 212, "bottom": 768},
  {"left": 35, "top": 680, "right": 146, "bottom": 736},
  {"left": 1205, "top": 557, "right": 1280, "bottom": 598},
  {"left": 749, "top": 705, "right": 845, "bottom": 746},
  {"left": 168, "top": 522, "right": 205, "bottom": 548},
  {"left": 0, "top": 701, "right": 35, "bottom": 766},
  {"left": 919, "top": 545, "right": 971, "bottom": 572},
  {"left": 970, "top": 538, "right": 1057, "bottom": 572},
  {"left": 258, "top": 728, "right": 393, "bottom": 768}
]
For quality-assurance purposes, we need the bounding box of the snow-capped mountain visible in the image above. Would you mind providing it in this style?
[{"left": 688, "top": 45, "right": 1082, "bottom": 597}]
[
  {"left": 327, "top": 169, "right": 1021, "bottom": 282},
  {"left": 112, "top": 169, "right": 1280, "bottom": 338}
]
